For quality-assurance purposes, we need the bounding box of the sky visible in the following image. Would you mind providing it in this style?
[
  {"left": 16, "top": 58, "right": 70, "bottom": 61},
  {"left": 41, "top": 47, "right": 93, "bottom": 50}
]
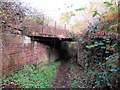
[
  {"left": 19, "top": 0, "right": 112, "bottom": 21},
  {"left": 19, "top": 0, "right": 87, "bottom": 21}
]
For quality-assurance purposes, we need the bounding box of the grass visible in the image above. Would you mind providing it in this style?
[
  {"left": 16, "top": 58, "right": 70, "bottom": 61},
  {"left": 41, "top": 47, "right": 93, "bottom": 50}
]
[{"left": 3, "top": 61, "right": 60, "bottom": 88}]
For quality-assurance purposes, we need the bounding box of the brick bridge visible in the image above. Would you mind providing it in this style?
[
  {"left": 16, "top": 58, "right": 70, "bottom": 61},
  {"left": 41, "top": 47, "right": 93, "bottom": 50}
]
[
  {"left": 26, "top": 23, "right": 72, "bottom": 48},
  {"left": 1, "top": 23, "right": 72, "bottom": 75}
]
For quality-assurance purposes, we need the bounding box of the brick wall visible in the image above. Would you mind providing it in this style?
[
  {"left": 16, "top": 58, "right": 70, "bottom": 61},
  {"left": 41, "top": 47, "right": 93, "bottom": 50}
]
[{"left": 1, "top": 34, "right": 60, "bottom": 76}]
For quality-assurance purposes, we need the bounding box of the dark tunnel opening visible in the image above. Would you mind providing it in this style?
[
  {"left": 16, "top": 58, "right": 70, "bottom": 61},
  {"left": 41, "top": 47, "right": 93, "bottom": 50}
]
[{"left": 29, "top": 36, "right": 73, "bottom": 62}]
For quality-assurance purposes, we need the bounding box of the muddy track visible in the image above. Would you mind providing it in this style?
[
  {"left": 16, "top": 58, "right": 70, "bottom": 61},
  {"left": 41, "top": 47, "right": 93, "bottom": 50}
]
[{"left": 53, "top": 59, "right": 71, "bottom": 88}]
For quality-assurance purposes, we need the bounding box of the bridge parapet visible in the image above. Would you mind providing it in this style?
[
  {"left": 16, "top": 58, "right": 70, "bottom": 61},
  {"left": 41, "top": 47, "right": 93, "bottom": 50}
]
[{"left": 28, "top": 23, "right": 70, "bottom": 38}]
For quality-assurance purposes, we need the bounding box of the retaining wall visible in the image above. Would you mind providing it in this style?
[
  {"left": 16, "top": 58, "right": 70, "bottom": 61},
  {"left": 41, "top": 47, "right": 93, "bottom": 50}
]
[{"left": 1, "top": 34, "right": 60, "bottom": 76}]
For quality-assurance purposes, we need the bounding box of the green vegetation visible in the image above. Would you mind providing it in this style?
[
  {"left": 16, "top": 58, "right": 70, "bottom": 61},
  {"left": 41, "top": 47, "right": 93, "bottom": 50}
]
[
  {"left": 70, "top": 1, "right": 120, "bottom": 89},
  {"left": 75, "top": 8, "right": 85, "bottom": 11},
  {"left": 3, "top": 61, "right": 60, "bottom": 88},
  {"left": 71, "top": 60, "right": 120, "bottom": 88},
  {"left": 70, "top": 63, "right": 79, "bottom": 69}
]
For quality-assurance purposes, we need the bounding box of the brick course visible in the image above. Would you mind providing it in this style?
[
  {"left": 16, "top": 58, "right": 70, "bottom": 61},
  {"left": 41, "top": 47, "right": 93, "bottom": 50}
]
[{"left": 1, "top": 34, "right": 60, "bottom": 76}]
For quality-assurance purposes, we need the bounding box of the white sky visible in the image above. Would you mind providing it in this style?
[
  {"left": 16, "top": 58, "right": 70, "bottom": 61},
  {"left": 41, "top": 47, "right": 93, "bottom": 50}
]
[
  {"left": 19, "top": 0, "right": 112, "bottom": 21},
  {"left": 20, "top": 0, "right": 86, "bottom": 21}
]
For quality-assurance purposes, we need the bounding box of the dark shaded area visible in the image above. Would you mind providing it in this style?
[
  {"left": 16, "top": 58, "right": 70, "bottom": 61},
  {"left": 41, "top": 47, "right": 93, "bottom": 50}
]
[{"left": 29, "top": 36, "right": 72, "bottom": 49}]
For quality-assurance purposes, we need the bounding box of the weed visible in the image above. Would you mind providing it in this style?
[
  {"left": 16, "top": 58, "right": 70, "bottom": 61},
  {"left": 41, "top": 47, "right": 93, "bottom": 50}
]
[{"left": 3, "top": 61, "right": 60, "bottom": 88}]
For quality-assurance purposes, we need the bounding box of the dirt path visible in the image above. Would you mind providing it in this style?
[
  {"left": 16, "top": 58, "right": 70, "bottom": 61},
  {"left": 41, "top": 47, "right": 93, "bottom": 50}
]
[{"left": 53, "top": 59, "right": 71, "bottom": 88}]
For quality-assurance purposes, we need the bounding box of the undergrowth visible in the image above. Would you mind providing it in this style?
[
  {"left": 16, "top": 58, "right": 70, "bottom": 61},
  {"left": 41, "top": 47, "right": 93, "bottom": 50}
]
[
  {"left": 70, "top": 53, "right": 120, "bottom": 89},
  {"left": 3, "top": 61, "right": 60, "bottom": 88}
]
